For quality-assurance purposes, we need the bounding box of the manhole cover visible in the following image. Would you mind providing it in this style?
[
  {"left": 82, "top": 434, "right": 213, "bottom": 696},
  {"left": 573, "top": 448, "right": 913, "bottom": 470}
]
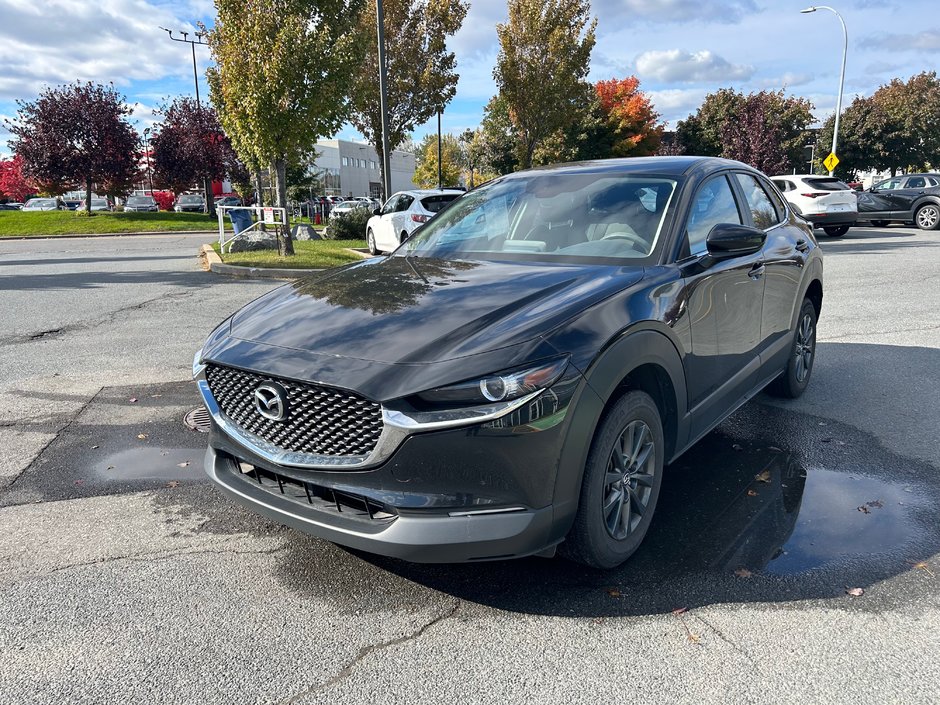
[{"left": 184, "top": 407, "right": 211, "bottom": 433}]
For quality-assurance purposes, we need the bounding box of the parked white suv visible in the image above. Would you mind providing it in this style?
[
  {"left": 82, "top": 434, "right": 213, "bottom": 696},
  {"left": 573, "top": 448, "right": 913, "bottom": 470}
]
[
  {"left": 366, "top": 189, "right": 462, "bottom": 254},
  {"left": 770, "top": 175, "right": 857, "bottom": 236}
]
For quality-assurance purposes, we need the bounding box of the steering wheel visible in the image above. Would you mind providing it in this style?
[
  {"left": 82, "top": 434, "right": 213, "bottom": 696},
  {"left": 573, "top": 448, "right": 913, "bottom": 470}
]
[{"left": 600, "top": 231, "right": 650, "bottom": 253}]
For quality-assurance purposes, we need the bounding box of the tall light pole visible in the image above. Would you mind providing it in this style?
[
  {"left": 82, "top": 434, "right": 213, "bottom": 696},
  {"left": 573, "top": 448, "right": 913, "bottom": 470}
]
[
  {"left": 437, "top": 110, "right": 442, "bottom": 190},
  {"left": 143, "top": 127, "right": 154, "bottom": 195},
  {"left": 801, "top": 6, "right": 847, "bottom": 176},
  {"left": 375, "top": 0, "right": 392, "bottom": 201},
  {"left": 159, "top": 27, "right": 216, "bottom": 216}
]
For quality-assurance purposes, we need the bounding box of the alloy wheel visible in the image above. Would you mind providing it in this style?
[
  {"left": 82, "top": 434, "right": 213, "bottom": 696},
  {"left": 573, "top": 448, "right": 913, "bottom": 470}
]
[
  {"left": 916, "top": 205, "right": 939, "bottom": 230},
  {"left": 794, "top": 312, "right": 815, "bottom": 383},
  {"left": 602, "top": 420, "right": 656, "bottom": 540}
]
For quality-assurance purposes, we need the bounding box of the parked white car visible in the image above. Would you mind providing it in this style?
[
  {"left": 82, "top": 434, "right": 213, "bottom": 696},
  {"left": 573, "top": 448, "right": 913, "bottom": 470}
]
[
  {"left": 365, "top": 189, "right": 462, "bottom": 254},
  {"left": 329, "top": 200, "right": 369, "bottom": 220},
  {"left": 770, "top": 174, "right": 857, "bottom": 237},
  {"left": 22, "top": 198, "right": 64, "bottom": 211}
]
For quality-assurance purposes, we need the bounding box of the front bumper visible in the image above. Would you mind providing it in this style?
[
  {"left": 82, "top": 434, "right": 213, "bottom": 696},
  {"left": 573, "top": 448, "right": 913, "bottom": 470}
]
[{"left": 205, "top": 445, "right": 556, "bottom": 562}]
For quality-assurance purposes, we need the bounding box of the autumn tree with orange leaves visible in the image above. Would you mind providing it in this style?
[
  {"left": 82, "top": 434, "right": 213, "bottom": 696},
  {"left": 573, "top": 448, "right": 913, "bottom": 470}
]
[{"left": 595, "top": 77, "right": 663, "bottom": 157}]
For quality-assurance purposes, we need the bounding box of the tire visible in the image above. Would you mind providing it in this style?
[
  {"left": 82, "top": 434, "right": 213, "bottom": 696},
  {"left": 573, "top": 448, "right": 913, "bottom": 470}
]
[
  {"left": 767, "top": 298, "right": 817, "bottom": 399},
  {"left": 563, "top": 390, "right": 665, "bottom": 569},
  {"left": 915, "top": 203, "right": 940, "bottom": 231},
  {"left": 870, "top": 220, "right": 890, "bottom": 228},
  {"left": 823, "top": 225, "right": 849, "bottom": 237},
  {"left": 367, "top": 228, "right": 379, "bottom": 255}
]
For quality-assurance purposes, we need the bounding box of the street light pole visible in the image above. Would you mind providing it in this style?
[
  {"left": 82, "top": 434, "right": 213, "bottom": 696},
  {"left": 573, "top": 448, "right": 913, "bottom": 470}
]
[
  {"left": 143, "top": 127, "right": 154, "bottom": 195},
  {"left": 375, "top": 0, "right": 392, "bottom": 201},
  {"left": 437, "top": 111, "right": 442, "bottom": 190},
  {"left": 159, "top": 27, "right": 215, "bottom": 216},
  {"left": 801, "top": 6, "right": 847, "bottom": 177}
]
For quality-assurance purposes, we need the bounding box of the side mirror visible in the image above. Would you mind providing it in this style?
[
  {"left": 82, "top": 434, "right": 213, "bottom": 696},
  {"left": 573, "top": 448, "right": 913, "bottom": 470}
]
[
  {"left": 705, "top": 223, "right": 766, "bottom": 257},
  {"left": 372, "top": 208, "right": 381, "bottom": 216}
]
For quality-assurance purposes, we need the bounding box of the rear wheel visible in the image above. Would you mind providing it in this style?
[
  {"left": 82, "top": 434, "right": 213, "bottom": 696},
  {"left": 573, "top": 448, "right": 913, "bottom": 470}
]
[
  {"left": 767, "top": 298, "right": 817, "bottom": 399},
  {"left": 915, "top": 204, "right": 940, "bottom": 231},
  {"left": 563, "top": 391, "right": 664, "bottom": 569},
  {"left": 823, "top": 225, "right": 849, "bottom": 237},
  {"left": 367, "top": 228, "right": 379, "bottom": 255},
  {"left": 870, "top": 220, "right": 890, "bottom": 228}
]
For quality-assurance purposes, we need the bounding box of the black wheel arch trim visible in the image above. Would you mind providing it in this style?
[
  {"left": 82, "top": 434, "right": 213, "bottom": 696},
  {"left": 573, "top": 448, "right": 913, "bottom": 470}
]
[{"left": 549, "top": 325, "right": 689, "bottom": 545}]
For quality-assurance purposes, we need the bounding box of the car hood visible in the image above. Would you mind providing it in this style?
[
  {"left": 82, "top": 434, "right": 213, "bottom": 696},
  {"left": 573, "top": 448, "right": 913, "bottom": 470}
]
[{"left": 227, "top": 256, "right": 644, "bottom": 365}]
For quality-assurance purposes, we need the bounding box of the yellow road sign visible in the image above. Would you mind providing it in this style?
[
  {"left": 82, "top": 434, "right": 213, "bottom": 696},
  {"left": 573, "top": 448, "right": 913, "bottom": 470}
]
[{"left": 823, "top": 152, "right": 840, "bottom": 172}]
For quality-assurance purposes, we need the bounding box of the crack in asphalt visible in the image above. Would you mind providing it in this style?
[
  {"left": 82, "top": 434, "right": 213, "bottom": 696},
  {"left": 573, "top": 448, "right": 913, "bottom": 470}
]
[
  {"left": 0, "top": 289, "right": 199, "bottom": 347},
  {"left": 0, "top": 385, "right": 103, "bottom": 491},
  {"left": 21, "top": 542, "right": 292, "bottom": 577},
  {"left": 690, "top": 612, "right": 760, "bottom": 667},
  {"left": 280, "top": 600, "right": 462, "bottom": 704}
]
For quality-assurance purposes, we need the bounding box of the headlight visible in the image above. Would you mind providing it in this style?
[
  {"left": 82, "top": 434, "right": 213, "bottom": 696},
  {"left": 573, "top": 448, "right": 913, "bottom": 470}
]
[{"left": 416, "top": 358, "right": 569, "bottom": 407}]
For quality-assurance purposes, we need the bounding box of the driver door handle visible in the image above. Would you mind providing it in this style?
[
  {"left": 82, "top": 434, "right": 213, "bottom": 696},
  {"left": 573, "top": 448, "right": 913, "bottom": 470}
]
[{"left": 749, "top": 263, "right": 765, "bottom": 280}]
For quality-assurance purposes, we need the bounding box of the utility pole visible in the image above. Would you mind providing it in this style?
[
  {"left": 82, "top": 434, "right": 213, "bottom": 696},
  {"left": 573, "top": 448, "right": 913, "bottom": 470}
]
[
  {"left": 375, "top": 0, "right": 392, "bottom": 201},
  {"left": 159, "top": 27, "right": 216, "bottom": 216}
]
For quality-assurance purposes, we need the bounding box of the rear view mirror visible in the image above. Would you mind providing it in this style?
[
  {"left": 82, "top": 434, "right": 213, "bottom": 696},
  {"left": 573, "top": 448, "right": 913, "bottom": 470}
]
[{"left": 705, "top": 223, "right": 766, "bottom": 257}]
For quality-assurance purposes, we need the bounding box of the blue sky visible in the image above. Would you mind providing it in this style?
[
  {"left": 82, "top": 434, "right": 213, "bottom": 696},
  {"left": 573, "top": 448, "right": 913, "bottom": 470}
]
[{"left": 1, "top": 0, "right": 938, "bottom": 157}]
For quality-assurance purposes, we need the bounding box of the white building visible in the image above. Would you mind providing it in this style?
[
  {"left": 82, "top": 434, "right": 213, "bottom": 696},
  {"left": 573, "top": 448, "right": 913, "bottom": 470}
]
[{"left": 313, "top": 139, "right": 416, "bottom": 199}]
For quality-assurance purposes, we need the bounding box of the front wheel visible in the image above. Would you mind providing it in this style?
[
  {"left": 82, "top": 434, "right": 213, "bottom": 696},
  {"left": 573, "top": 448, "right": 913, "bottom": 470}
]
[
  {"left": 563, "top": 391, "right": 664, "bottom": 569},
  {"left": 767, "top": 298, "right": 817, "bottom": 399},
  {"left": 367, "top": 228, "right": 379, "bottom": 255},
  {"left": 824, "top": 225, "right": 849, "bottom": 237},
  {"left": 915, "top": 204, "right": 940, "bottom": 231}
]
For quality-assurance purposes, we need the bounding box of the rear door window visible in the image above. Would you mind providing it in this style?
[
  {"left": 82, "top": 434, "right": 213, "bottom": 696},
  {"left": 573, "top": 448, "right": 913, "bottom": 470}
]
[{"left": 735, "top": 173, "right": 781, "bottom": 229}]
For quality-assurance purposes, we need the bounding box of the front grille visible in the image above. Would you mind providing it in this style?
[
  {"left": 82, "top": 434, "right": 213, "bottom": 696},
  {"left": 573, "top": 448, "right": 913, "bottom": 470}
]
[{"left": 205, "top": 364, "right": 383, "bottom": 457}]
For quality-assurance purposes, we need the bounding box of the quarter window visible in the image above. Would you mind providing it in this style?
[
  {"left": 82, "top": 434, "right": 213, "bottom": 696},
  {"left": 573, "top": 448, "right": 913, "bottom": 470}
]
[
  {"left": 735, "top": 173, "right": 781, "bottom": 229},
  {"left": 683, "top": 175, "right": 742, "bottom": 258},
  {"left": 905, "top": 176, "right": 926, "bottom": 189}
]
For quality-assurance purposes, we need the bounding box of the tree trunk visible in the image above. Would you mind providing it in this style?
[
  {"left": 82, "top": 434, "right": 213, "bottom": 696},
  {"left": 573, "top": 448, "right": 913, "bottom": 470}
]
[
  {"left": 253, "top": 170, "right": 264, "bottom": 207},
  {"left": 85, "top": 178, "right": 93, "bottom": 216},
  {"left": 204, "top": 177, "right": 216, "bottom": 218},
  {"left": 272, "top": 156, "right": 294, "bottom": 257},
  {"left": 375, "top": 141, "right": 387, "bottom": 202}
]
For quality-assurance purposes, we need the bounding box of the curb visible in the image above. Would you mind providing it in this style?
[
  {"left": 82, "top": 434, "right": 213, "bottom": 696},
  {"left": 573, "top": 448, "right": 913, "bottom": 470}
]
[
  {"left": 200, "top": 244, "right": 323, "bottom": 280},
  {"left": 1, "top": 230, "right": 223, "bottom": 241}
]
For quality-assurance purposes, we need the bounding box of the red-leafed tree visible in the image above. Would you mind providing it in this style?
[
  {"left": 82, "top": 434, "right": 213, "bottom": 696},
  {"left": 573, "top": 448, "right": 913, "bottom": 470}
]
[
  {"left": 6, "top": 82, "right": 140, "bottom": 213},
  {"left": 721, "top": 92, "right": 791, "bottom": 176},
  {"left": 151, "top": 98, "right": 238, "bottom": 216},
  {"left": 595, "top": 77, "right": 663, "bottom": 157},
  {"left": 0, "top": 155, "right": 34, "bottom": 201}
]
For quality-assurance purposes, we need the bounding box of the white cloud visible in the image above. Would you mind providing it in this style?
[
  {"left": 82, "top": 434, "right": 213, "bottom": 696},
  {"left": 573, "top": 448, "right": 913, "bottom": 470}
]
[
  {"left": 0, "top": 0, "right": 202, "bottom": 101},
  {"left": 595, "top": 0, "right": 757, "bottom": 24},
  {"left": 757, "top": 72, "right": 814, "bottom": 89},
  {"left": 862, "top": 28, "right": 940, "bottom": 52},
  {"left": 636, "top": 49, "right": 753, "bottom": 83},
  {"left": 646, "top": 88, "right": 709, "bottom": 126}
]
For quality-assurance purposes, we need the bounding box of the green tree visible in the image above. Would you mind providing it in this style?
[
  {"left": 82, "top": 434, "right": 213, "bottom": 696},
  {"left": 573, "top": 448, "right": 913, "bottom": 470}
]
[
  {"left": 206, "top": 0, "right": 363, "bottom": 256},
  {"left": 494, "top": 0, "right": 596, "bottom": 169},
  {"left": 349, "top": 0, "right": 468, "bottom": 198},
  {"left": 478, "top": 96, "right": 519, "bottom": 176},
  {"left": 414, "top": 133, "right": 463, "bottom": 188}
]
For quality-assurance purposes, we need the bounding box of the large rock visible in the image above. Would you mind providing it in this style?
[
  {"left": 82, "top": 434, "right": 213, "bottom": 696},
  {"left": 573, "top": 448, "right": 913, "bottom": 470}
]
[
  {"left": 291, "top": 223, "right": 321, "bottom": 241},
  {"left": 229, "top": 232, "right": 278, "bottom": 252}
]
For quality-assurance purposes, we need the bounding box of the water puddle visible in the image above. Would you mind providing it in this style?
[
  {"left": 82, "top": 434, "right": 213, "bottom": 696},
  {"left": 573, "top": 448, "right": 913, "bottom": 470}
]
[
  {"left": 638, "top": 440, "right": 924, "bottom": 576},
  {"left": 94, "top": 447, "right": 203, "bottom": 481}
]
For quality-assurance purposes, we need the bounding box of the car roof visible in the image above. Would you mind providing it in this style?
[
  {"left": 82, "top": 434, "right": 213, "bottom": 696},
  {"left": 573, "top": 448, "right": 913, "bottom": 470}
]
[
  {"left": 503, "top": 156, "right": 762, "bottom": 181},
  {"left": 398, "top": 189, "right": 463, "bottom": 197}
]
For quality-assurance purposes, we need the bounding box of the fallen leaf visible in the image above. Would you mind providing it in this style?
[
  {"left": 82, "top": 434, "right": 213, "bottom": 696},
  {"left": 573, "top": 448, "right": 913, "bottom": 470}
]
[
  {"left": 106, "top": 465, "right": 115, "bottom": 470},
  {"left": 151, "top": 394, "right": 162, "bottom": 398},
  {"left": 820, "top": 437, "right": 832, "bottom": 443},
  {"left": 734, "top": 567, "right": 752, "bottom": 578},
  {"left": 606, "top": 588, "right": 621, "bottom": 598},
  {"left": 755, "top": 469, "right": 772, "bottom": 483},
  {"left": 91, "top": 445, "right": 99, "bottom": 449},
  {"left": 74, "top": 480, "right": 84, "bottom": 486},
  {"left": 845, "top": 587, "right": 864, "bottom": 597},
  {"left": 911, "top": 561, "right": 935, "bottom": 577},
  {"left": 671, "top": 607, "right": 688, "bottom": 615},
  {"left": 166, "top": 480, "right": 180, "bottom": 488},
  {"left": 818, "top": 421, "right": 828, "bottom": 426},
  {"left": 857, "top": 505, "right": 871, "bottom": 514},
  {"left": 732, "top": 443, "right": 743, "bottom": 451},
  {"left": 137, "top": 433, "right": 148, "bottom": 440},
  {"left": 129, "top": 397, "right": 138, "bottom": 403},
  {"left": 747, "top": 489, "right": 758, "bottom": 497},
  {"left": 176, "top": 462, "right": 190, "bottom": 468},
  {"left": 866, "top": 499, "right": 883, "bottom": 509}
]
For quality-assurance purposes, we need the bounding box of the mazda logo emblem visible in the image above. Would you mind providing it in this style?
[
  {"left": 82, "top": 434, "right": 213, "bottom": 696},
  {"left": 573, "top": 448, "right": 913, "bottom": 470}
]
[{"left": 253, "top": 383, "right": 288, "bottom": 421}]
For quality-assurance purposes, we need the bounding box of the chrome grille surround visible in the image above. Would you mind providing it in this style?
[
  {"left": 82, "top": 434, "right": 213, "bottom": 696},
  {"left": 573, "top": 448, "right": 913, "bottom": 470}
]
[{"left": 204, "top": 364, "right": 383, "bottom": 458}]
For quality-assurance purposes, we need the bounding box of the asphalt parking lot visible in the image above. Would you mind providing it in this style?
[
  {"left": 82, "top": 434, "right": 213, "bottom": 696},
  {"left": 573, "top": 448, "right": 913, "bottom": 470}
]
[{"left": 0, "top": 228, "right": 938, "bottom": 704}]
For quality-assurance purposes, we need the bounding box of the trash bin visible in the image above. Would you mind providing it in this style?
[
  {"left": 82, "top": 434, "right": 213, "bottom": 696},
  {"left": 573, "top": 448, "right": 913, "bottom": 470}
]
[{"left": 228, "top": 208, "right": 254, "bottom": 235}]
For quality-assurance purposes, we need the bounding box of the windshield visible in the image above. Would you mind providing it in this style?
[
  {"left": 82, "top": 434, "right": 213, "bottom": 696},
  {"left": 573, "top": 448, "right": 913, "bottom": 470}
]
[
  {"left": 91, "top": 199, "right": 108, "bottom": 206},
  {"left": 400, "top": 172, "right": 678, "bottom": 262},
  {"left": 127, "top": 197, "right": 153, "bottom": 205},
  {"left": 26, "top": 199, "right": 54, "bottom": 207},
  {"left": 179, "top": 195, "right": 203, "bottom": 204}
]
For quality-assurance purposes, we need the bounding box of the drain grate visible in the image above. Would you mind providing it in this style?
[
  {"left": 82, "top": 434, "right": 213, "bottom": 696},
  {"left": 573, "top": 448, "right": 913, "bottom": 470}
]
[{"left": 184, "top": 407, "right": 212, "bottom": 433}]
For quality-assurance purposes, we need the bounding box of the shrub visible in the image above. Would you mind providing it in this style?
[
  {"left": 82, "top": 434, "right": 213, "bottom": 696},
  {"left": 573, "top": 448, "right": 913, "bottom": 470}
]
[
  {"left": 153, "top": 191, "right": 175, "bottom": 211},
  {"left": 324, "top": 207, "right": 370, "bottom": 240}
]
